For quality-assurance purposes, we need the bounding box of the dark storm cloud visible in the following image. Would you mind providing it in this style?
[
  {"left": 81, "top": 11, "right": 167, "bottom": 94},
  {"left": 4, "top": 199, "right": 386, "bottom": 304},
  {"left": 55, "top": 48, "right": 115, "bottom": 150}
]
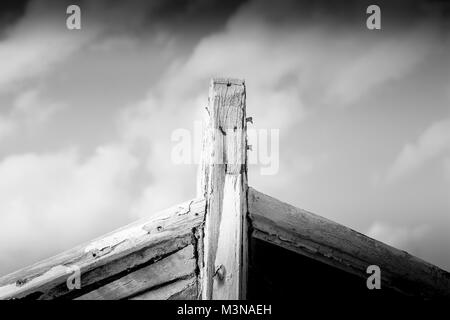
[
  {"left": 126, "top": 0, "right": 251, "bottom": 42},
  {"left": 3, "top": 0, "right": 448, "bottom": 39},
  {"left": 0, "top": 0, "right": 249, "bottom": 41},
  {"left": 231, "top": 0, "right": 450, "bottom": 31},
  {"left": 143, "top": 0, "right": 248, "bottom": 30},
  {"left": 39, "top": 0, "right": 248, "bottom": 35},
  {"left": 0, "top": 0, "right": 29, "bottom": 33}
]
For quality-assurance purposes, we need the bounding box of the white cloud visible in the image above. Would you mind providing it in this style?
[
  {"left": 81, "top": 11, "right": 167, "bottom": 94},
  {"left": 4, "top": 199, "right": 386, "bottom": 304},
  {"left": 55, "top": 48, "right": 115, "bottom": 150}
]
[
  {"left": 444, "top": 159, "right": 450, "bottom": 200},
  {"left": 385, "top": 118, "right": 450, "bottom": 183},
  {"left": 0, "top": 89, "right": 64, "bottom": 141},
  {"left": 0, "top": 144, "right": 138, "bottom": 274},
  {"left": 113, "top": 0, "right": 441, "bottom": 218},
  {"left": 170, "top": 0, "right": 439, "bottom": 117},
  {"left": 119, "top": 98, "right": 201, "bottom": 216},
  {"left": 0, "top": 1, "right": 105, "bottom": 93},
  {"left": 115, "top": 0, "right": 442, "bottom": 216},
  {"left": 13, "top": 89, "right": 64, "bottom": 126},
  {"left": 326, "top": 26, "right": 436, "bottom": 106},
  {"left": 366, "top": 222, "right": 430, "bottom": 252},
  {"left": 0, "top": 116, "right": 15, "bottom": 140},
  {"left": 0, "top": 0, "right": 156, "bottom": 93},
  {"left": 445, "top": 158, "right": 450, "bottom": 179}
]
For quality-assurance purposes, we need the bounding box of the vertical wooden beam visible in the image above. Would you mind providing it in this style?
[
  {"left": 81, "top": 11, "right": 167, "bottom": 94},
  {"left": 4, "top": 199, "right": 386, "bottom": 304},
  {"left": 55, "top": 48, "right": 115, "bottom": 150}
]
[{"left": 197, "top": 78, "right": 248, "bottom": 300}]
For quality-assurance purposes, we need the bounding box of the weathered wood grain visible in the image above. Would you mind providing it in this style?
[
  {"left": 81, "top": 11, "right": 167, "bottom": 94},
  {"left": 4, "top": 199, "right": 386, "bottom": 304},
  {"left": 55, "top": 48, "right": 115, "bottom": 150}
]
[
  {"left": 76, "top": 245, "right": 196, "bottom": 300},
  {"left": 197, "top": 78, "right": 248, "bottom": 299},
  {"left": 0, "top": 198, "right": 205, "bottom": 300},
  {"left": 248, "top": 187, "right": 450, "bottom": 299},
  {"left": 130, "top": 277, "right": 198, "bottom": 300}
]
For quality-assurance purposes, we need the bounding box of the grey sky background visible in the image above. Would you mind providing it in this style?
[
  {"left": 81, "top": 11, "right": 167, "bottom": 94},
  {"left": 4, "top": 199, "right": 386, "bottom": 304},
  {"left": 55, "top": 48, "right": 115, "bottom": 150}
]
[{"left": 0, "top": 0, "right": 449, "bottom": 275}]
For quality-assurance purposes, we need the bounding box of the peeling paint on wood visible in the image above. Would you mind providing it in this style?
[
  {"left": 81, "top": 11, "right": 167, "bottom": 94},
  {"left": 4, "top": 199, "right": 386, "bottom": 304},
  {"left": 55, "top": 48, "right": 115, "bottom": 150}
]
[
  {"left": 248, "top": 187, "right": 450, "bottom": 299},
  {"left": 0, "top": 198, "right": 205, "bottom": 300}
]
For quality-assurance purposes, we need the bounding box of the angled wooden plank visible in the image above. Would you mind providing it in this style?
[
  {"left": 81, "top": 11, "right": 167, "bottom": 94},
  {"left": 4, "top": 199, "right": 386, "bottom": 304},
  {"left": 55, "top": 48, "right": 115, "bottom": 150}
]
[
  {"left": 248, "top": 187, "right": 450, "bottom": 299},
  {"left": 130, "top": 277, "right": 198, "bottom": 300},
  {"left": 197, "top": 78, "right": 248, "bottom": 300},
  {"left": 0, "top": 198, "right": 205, "bottom": 300},
  {"left": 76, "top": 245, "right": 196, "bottom": 300}
]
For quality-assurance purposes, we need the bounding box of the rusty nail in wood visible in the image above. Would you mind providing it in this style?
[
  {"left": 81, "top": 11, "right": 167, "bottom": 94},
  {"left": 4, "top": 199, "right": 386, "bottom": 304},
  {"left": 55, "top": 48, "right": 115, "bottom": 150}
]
[{"left": 214, "top": 264, "right": 225, "bottom": 281}]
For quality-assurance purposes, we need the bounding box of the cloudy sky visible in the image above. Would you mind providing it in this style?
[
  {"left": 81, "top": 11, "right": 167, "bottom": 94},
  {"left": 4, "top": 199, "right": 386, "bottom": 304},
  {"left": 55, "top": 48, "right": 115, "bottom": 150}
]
[{"left": 0, "top": 0, "right": 449, "bottom": 276}]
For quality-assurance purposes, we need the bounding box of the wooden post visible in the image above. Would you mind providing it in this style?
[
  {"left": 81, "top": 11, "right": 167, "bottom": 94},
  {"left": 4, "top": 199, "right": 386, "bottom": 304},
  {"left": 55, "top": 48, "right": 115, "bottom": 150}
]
[{"left": 197, "top": 78, "right": 248, "bottom": 300}]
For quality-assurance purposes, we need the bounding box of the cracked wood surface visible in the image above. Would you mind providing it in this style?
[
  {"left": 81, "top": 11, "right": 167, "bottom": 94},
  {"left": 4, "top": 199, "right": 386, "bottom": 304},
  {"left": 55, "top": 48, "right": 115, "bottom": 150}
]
[
  {"left": 0, "top": 198, "right": 205, "bottom": 300},
  {"left": 130, "top": 277, "right": 198, "bottom": 300},
  {"left": 197, "top": 78, "right": 248, "bottom": 300},
  {"left": 76, "top": 245, "right": 196, "bottom": 300},
  {"left": 248, "top": 187, "right": 450, "bottom": 299}
]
